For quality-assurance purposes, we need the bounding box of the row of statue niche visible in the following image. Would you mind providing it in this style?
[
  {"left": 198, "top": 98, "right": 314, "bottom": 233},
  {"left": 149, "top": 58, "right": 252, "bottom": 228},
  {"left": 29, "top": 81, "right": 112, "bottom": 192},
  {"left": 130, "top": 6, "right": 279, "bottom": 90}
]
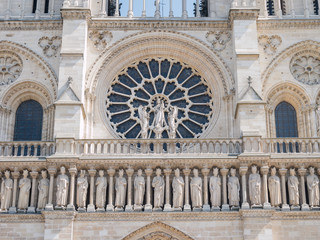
[
  {"left": 1, "top": 166, "right": 319, "bottom": 212},
  {"left": 138, "top": 98, "right": 178, "bottom": 139}
]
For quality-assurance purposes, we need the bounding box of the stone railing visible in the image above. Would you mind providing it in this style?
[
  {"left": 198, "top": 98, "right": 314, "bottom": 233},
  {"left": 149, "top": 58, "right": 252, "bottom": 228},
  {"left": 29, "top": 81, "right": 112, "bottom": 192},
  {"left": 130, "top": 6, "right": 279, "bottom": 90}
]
[{"left": 0, "top": 141, "right": 55, "bottom": 157}]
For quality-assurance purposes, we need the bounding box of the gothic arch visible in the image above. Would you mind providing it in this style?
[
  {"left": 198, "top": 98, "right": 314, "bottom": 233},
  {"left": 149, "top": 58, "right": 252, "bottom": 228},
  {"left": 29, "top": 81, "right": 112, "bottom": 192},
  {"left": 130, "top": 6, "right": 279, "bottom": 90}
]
[{"left": 122, "top": 222, "right": 194, "bottom": 240}]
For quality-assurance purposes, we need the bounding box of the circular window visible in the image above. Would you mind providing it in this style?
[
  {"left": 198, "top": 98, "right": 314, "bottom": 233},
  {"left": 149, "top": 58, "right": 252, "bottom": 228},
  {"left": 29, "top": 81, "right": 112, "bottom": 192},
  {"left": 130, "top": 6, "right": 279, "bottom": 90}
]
[
  {"left": 0, "top": 51, "right": 23, "bottom": 86},
  {"left": 105, "top": 57, "right": 214, "bottom": 139}
]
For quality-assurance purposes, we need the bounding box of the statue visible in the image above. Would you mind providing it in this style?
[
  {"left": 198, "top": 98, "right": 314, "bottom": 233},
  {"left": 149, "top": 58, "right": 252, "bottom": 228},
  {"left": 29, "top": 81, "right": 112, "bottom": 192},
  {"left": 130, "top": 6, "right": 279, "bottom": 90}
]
[
  {"left": 307, "top": 167, "right": 320, "bottom": 207},
  {"left": 190, "top": 169, "right": 202, "bottom": 208},
  {"left": 168, "top": 106, "right": 178, "bottom": 139},
  {"left": 228, "top": 168, "right": 240, "bottom": 207},
  {"left": 249, "top": 165, "right": 262, "bottom": 206},
  {"left": 154, "top": 98, "right": 165, "bottom": 138},
  {"left": 18, "top": 170, "right": 31, "bottom": 210},
  {"left": 268, "top": 167, "right": 281, "bottom": 207},
  {"left": 288, "top": 168, "right": 299, "bottom": 206},
  {"left": 209, "top": 168, "right": 221, "bottom": 208},
  {"left": 138, "top": 105, "right": 149, "bottom": 139},
  {"left": 316, "top": 107, "right": 320, "bottom": 136},
  {"left": 95, "top": 170, "right": 107, "bottom": 209},
  {"left": 56, "top": 166, "right": 69, "bottom": 208},
  {"left": 37, "top": 170, "right": 49, "bottom": 210},
  {"left": 115, "top": 169, "right": 127, "bottom": 209},
  {"left": 172, "top": 168, "right": 184, "bottom": 209},
  {"left": 77, "top": 170, "right": 88, "bottom": 209},
  {"left": 152, "top": 168, "right": 164, "bottom": 209},
  {"left": 134, "top": 169, "right": 145, "bottom": 208},
  {"left": 0, "top": 170, "right": 13, "bottom": 211}
]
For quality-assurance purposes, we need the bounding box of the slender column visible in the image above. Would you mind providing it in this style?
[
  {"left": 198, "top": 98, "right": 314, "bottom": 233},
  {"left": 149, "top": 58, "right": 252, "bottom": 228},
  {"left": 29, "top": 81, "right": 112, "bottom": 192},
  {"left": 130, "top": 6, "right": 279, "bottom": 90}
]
[
  {"left": 201, "top": 167, "right": 210, "bottom": 211},
  {"left": 275, "top": 0, "right": 283, "bottom": 18},
  {"left": 9, "top": 170, "right": 20, "bottom": 213},
  {"left": 106, "top": 168, "right": 115, "bottom": 211},
  {"left": 311, "top": 106, "right": 317, "bottom": 137},
  {"left": 155, "top": 0, "right": 160, "bottom": 18},
  {"left": 125, "top": 168, "right": 134, "bottom": 211},
  {"left": 209, "top": 0, "right": 216, "bottom": 17},
  {"left": 45, "top": 167, "right": 56, "bottom": 211},
  {"left": 144, "top": 168, "right": 153, "bottom": 212},
  {"left": 127, "top": 0, "right": 133, "bottom": 18},
  {"left": 196, "top": 0, "right": 200, "bottom": 17},
  {"left": 240, "top": 166, "right": 249, "bottom": 209},
  {"left": 261, "top": 166, "right": 271, "bottom": 209},
  {"left": 50, "top": 0, "right": 55, "bottom": 17},
  {"left": 183, "top": 168, "right": 191, "bottom": 211},
  {"left": 298, "top": 168, "right": 309, "bottom": 210},
  {"left": 5, "top": 0, "right": 11, "bottom": 20},
  {"left": 303, "top": 0, "right": 310, "bottom": 18},
  {"left": 220, "top": 168, "right": 229, "bottom": 211},
  {"left": 279, "top": 168, "right": 290, "bottom": 211},
  {"left": 99, "top": 0, "right": 107, "bottom": 16},
  {"left": 142, "top": 0, "right": 146, "bottom": 17},
  {"left": 27, "top": 171, "right": 39, "bottom": 213},
  {"left": 169, "top": 0, "right": 173, "bottom": 17},
  {"left": 182, "top": 0, "right": 188, "bottom": 19},
  {"left": 289, "top": 0, "right": 295, "bottom": 17},
  {"left": 20, "top": 0, "right": 25, "bottom": 19},
  {"left": 35, "top": 0, "right": 41, "bottom": 19},
  {"left": 87, "top": 169, "right": 96, "bottom": 212},
  {"left": 164, "top": 168, "right": 172, "bottom": 212},
  {"left": 67, "top": 167, "right": 77, "bottom": 211},
  {"left": 241, "top": 0, "right": 246, "bottom": 6},
  {"left": 114, "top": 0, "right": 119, "bottom": 16}
]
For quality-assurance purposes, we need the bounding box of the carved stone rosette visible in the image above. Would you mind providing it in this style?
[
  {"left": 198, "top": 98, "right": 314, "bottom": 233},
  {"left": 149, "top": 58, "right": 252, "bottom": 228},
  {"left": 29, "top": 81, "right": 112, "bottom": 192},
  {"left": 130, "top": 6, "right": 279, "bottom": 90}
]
[
  {"left": 258, "top": 35, "right": 282, "bottom": 55},
  {"left": 0, "top": 51, "right": 23, "bottom": 85},
  {"left": 205, "top": 31, "right": 231, "bottom": 51},
  {"left": 89, "top": 30, "right": 113, "bottom": 51},
  {"left": 38, "top": 36, "right": 62, "bottom": 57}
]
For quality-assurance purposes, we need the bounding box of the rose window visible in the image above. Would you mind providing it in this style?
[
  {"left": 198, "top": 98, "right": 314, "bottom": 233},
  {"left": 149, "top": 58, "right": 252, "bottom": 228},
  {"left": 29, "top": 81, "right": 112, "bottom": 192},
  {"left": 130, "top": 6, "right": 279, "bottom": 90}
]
[
  {"left": 105, "top": 58, "right": 214, "bottom": 139},
  {"left": 0, "top": 51, "right": 23, "bottom": 85},
  {"left": 290, "top": 53, "right": 320, "bottom": 85}
]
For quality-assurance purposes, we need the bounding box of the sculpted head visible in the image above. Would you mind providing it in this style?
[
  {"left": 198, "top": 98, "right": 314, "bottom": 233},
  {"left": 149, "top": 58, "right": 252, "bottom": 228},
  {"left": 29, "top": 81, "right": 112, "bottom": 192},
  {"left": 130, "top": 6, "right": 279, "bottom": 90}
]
[
  {"left": 137, "top": 169, "right": 143, "bottom": 176},
  {"left": 174, "top": 168, "right": 180, "bottom": 177},
  {"left": 213, "top": 167, "right": 219, "bottom": 176},
  {"left": 119, "top": 169, "right": 124, "bottom": 177},
  {"left": 5, "top": 170, "right": 10, "bottom": 178},
  {"left": 60, "top": 166, "right": 66, "bottom": 175},
  {"left": 230, "top": 168, "right": 236, "bottom": 176},
  {"left": 99, "top": 170, "right": 104, "bottom": 177},
  {"left": 193, "top": 168, "right": 198, "bottom": 177},
  {"left": 41, "top": 170, "right": 47, "bottom": 178},
  {"left": 80, "top": 170, "right": 86, "bottom": 178},
  {"left": 23, "top": 169, "right": 28, "bottom": 178},
  {"left": 156, "top": 168, "right": 161, "bottom": 176},
  {"left": 271, "top": 167, "right": 276, "bottom": 176},
  {"left": 309, "top": 167, "right": 315, "bottom": 175},
  {"left": 290, "top": 168, "right": 296, "bottom": 176},
  {"left": 251, "top": 165, "right": 257, "bottom": 174}
]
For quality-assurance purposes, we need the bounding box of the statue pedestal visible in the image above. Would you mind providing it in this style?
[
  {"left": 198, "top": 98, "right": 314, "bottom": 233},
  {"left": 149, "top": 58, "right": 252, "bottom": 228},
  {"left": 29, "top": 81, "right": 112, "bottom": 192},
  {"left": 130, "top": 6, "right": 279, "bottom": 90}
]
[
  {"left": 96, "top": 207, "right": 105, "bottom": 212},
  {"left": 36, "top": 208, "right": 44, "bottom": 213},
  {"left": 183, "top": 204, "right": 191, "bottom": 212},
  {"left": 27, "top": 206, "right": 36, "bottom": 213},
  {"left": 0, "top": 209, "right": 8, "bottom": 214},
  {"left": 17, "top": 209, "right": 27, "bottom": 213},
  {"left": 115, "top": 207, "right": 124, "bottom": 212},
  {"left": 163, "top": 204, "right": 172, "bottom": 212},
  {"left": 87, "top": 204, "right": 96, "bottom": 213},
  {"left": 251, "top": 204, "right": 263, "bottom": 209},
  {"left": 263, "top": 202, "right": 271, "bottom": 209},
  {"left": 133, "top": 204, "right": 143, "bottom": 211},
  {"left": 45, "top": 204, "right": 54, "bottom": 211},
  {"left": 202, "top": 204, "right": 211, "bottom": 212},
  {"left": 125, "top": 205, "right": 133, "bottom": 212},
  {"left": 77, "top": 207, "right": 86, "bottom": 213},
  {"left": 67, "top": 204, "right": 75, "bottom": 211},
  {"left": 290, "top": 205, "right": 300, "bottom": 211},
  {"left": 106, "top": 204, "right": 114, "bottom": 212},
  {"left": 241, "top": 202, "right": 250, "bottom": 209},
  {"left": 153, "top": 207, "right": 163, "bottom": 212},
  {"left": 144, "top": 204, "right": 152, "bottom": 212},
  {"left": 311, "top": 206, "right": 320, "bottom": 211},
  {"left": 281, "top": 204, "right": 290, "bottom": 211},
  {"left": 231, "top": 206, "right": 240, "bottom": 211},
  {"left": 55, "top": 205, "right": 66, "bottom": 211},
  {"left": 301, "top": 203, "right": 310, "bottom": 211},
  {"left": 192, "top": 207, "right": 202, "bottom": 212},
  {"left": 8, "top": 207, "right": 16, "bottom": 214},
  {"left": 211, "top": 206, "right": 220, "bottom": 212},
  {"left": 222, "top": 204, "right": 230, "bottom": 211},
  {"left": 172, "top": 207, "right": 182, "bottom": 212}
]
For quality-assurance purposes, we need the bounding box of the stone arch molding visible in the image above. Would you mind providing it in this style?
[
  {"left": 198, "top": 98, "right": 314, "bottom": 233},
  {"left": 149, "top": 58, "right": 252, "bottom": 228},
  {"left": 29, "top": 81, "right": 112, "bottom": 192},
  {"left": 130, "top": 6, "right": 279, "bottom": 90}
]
[
  {"left": 122, "top": 222, "right": 194, "bottom": 240},
  {"left": 262, "top": 40, "right": 320, "bottom": 96}
]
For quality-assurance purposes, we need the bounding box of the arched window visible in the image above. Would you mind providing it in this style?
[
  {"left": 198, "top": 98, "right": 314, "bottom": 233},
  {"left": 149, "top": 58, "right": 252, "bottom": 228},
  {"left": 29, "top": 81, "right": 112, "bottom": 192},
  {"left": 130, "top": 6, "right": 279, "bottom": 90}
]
[{"left": 14, "top": 100, "right": 43, "bottom": 141}]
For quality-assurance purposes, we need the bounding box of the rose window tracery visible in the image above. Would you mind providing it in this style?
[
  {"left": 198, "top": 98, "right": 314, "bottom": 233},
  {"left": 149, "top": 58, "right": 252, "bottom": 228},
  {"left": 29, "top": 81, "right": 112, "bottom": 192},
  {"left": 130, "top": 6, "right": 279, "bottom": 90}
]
[
  {"left": 105, "top": 57, "right": 214, "bottom": 139},
  {"left": 0, "top": 51, "right": 23, "bottom": 85},
  {"left": 290, "top": 53, "right": 320, "bottom": 85}
]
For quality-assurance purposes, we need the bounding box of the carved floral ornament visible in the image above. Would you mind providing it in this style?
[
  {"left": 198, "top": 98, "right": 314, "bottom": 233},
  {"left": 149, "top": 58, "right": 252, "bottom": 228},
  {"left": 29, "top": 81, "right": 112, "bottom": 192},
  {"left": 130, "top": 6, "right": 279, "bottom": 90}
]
[
  {"left": 89, "top": 30, "right": 113, "bottom": 50},
  {"left": 0, "top": 51, "right": 23, "bottom": 86},
  {"left": 38, "top": 36, "right": 62, "bottom": 57},
  {"left": 205, "top": 31, "right": 231, "bottom": 51},
  {"left": 290, "top": 51, "right": 320, "bottom": 85},
  {"left": 258, "top": 35, "right": 282, "bottom": 55}
]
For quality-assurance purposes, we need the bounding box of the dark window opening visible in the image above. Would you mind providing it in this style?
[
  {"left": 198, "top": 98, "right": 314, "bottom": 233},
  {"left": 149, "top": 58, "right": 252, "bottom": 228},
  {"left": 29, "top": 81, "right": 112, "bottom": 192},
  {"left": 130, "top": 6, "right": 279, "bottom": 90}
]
[
  {"left": 45, "top": 0, "right": 50, "bottom": 13},
  {"left": 267, "top": 0, "right": 275, "bottom": 16},
  {"left": 280, "top": 0, "right": 286, "bottom": 15},
  {"left": 32, "top": 0, "right": 37, "bottom": 14},
  {"left": 314, "top": 0, "right": 319, "bottom": 15}
]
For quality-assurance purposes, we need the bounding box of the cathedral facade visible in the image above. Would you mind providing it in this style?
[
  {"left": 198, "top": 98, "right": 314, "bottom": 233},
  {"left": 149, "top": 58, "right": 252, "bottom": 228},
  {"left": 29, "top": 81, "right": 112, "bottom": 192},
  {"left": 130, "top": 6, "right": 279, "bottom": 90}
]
[{"left": 1, "top": 0, "right": 320, "bottom": 239}]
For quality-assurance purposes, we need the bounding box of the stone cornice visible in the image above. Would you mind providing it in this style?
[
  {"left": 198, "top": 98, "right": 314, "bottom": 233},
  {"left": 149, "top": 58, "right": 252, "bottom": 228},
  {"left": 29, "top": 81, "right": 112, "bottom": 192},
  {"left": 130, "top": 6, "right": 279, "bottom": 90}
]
[
  {"left": 61, "top": 8, "right": 91, "bottom": 20},
  {"left": 228, "top": 8, "right": 260, "bottom": 23},
  {"left": 257, "top": 19, "right": 320, "bottom": 30},
  {"left": 0, "top": 214, "right": 44, "bottom": 223},
  {"left": 0, "top": 20, "right": 62, "bottom": 31}
]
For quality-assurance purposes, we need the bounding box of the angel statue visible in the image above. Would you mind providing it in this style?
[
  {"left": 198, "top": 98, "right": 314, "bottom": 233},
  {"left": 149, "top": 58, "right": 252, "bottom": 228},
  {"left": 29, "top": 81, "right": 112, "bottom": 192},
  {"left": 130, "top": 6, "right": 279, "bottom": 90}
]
[
  {"left": 138, "top": 105, "right": 149, "bottom": 139},
  {"left": 168, "top": 106, "right": 178, "bottom": 139}
]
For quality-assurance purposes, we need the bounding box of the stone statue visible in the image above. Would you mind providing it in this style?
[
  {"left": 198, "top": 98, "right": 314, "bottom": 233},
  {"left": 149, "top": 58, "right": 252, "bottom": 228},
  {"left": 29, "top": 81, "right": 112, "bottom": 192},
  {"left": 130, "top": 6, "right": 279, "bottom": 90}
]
[
  {"left": 228, "top": 168, "right": 240, "bottom": 207},
  {"left": 77, "top": 170, "right": 88, "bottom": 209},
  {"left": 152, "top": 168, "right": 164, "bottom": 209},
  {"left": 249, "top": 165, "right": 262, "bottom": 206},
  {"left": 268, "top": 167, "right": 281, "bottom": 207},
  {"left": 316, "top": 107, "right": 320, "bottom": 136},
  {"left": 172, "top": 168, "right": 184, "bottom": 209},
  {"left": 0, "top": 170, "right": 13, "bottom": 211},
  {"left": 288, "top": 168, "right": 299, "bottom": 206},
  {"left": 138, "top": 105, "right": 149, "bottom": 139},
  {"left": 37, "top": 170, "right": 49, "bottom": 210},
  {"left": 134, "top": 169, "right": 145, "bottom": 207},
  {"left": 18, "top": 169, "right": 31, "bottom": 210},
  {"left": 190, "top": 169, "right": 202, "bottom": 208},
  {"left": 95, "top": 170, "right": 107, "bottom": 209},
  {"left": 168, "top": 105, "right": 178, "bottom": 139},
  {"left": 154, "top": 98, "right": 165, "bottom": 138},
  {"left": 115, "top": 169, "right": 127, "bottom": 209},
  {"left": 210, "top": 168, "right": 221, "bottom": 207},
  {"left": 307, "top": 167, "right": 320, "bottom": 207},
  {"left": 56, "top": 166, "right": 69, "bottom": 208}
]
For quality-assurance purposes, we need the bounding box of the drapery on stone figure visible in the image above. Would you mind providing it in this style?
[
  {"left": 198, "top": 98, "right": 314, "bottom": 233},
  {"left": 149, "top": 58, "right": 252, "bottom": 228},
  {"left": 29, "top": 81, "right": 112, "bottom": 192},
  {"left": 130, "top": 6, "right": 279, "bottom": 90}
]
[
  {"left": 134, "top": 169, "right": 145, "bottom": 207},
  {"left": 168, "top": 105, "right": 178, "bottom": 138},
  {"left": 228, "top": 168, "right": 240, "bottom": 207},
  {"left": 154, "top": 98, "right": 165, "bottom": 138},
  {"left": 115, "top": 169, "right": 127, "bottom": 208},
  {"left": 0, "top": 170, "right": 13, "bottom": 211},
  {"left": 77, "top": 170, "right": 88, "bottom": 208},
  {"left": 138, "top": 105, "right": 149, "bottom": 139},
  {"left": 172, "top": 168, "right": 184, "bottom": 209},
  {"left": 56, "top": 166, "right": 69, "bottom": 208},
  {"left": 316, "top": 107, "right": 320, "bottom": 136},
  {"left": 18, "top": 169, "right": 31, "bottom": 210},
  {"left": 210, "top": 168, "right": 221, "bottom": 207},
  {"left": 288, "top": 168, "right": 299, "bottom": 206},
  {"left": 152, "top": 168, "right": 164, "bottom": 209},
  {"left": 307, "top": 167, "right": 320, "bottom": 207},
  {"left": 95, "top": 170, "right": 107, "bottom": 209},
  {"left": 249, "top": 165, "right": 262, "bottom": 206},
  {"left": 190, "top": 168, "right": 202, "bottom": 208},
  {"left": 37, "top": 170, "right": 49, "bottom": 210},
  {"left": 268, "top": 167, "right": 281, "bottom": 207}
]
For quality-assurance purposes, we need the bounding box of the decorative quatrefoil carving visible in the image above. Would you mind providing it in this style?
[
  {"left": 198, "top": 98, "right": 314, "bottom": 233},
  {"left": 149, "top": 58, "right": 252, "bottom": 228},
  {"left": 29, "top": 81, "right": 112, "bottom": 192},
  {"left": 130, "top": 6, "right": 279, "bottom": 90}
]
[
  {"left": 206, "top": 31, "right": 231, "bottom": 51},
  {"left": 89, "top": 30, "right": 113, "bottom": 51},
  {"left": 38, "top": 36, "right": 62, "bottom": 57},
  {"left": 258, "top": 35, "right": 282, "bottom": 55}
]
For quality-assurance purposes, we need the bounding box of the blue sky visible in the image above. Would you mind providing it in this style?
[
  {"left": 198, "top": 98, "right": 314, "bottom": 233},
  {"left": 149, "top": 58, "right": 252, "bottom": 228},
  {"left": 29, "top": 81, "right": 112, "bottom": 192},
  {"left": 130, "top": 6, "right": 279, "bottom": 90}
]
[{"left": 118, "top": 0, "right": 197, "bottom": 17}]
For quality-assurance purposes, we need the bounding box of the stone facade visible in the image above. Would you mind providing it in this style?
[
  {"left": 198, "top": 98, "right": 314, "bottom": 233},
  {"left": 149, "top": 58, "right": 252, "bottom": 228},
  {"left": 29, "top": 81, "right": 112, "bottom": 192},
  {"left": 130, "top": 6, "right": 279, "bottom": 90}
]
[{"left": 1, "top": 0, "right": 320, "bottom": 239}]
